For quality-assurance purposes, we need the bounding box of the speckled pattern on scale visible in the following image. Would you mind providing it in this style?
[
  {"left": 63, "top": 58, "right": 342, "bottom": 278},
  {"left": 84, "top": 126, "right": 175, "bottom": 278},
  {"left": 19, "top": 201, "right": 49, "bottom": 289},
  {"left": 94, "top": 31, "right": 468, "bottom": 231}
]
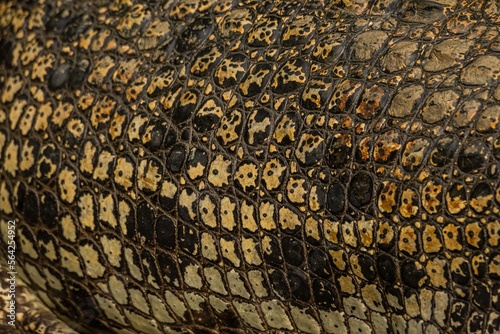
[{"left": 0, "top": 0, "right": 500, "bottom": 333}]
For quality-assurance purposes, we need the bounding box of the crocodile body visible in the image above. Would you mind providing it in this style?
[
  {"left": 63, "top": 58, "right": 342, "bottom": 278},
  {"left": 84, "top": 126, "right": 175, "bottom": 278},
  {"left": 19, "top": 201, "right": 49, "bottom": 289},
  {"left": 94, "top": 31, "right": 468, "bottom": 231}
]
[{"left": 1, "top": 0, "right": 500, "bottom": 333}]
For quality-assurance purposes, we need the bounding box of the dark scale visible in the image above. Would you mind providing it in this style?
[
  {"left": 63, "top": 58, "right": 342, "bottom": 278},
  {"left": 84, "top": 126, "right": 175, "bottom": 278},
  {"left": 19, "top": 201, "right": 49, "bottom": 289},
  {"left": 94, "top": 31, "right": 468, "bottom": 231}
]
[
  {"left": 177, "top": 18, "right": 214, "bottom": 53},
  {"left": 178, "top": 223, "right": 199, "bottom": 255},
  {"left": 287, "top": 267, "right": 311, "bottom": 302},
  {"left": 1, "top": 0, "right": 500, "bottom": 333},
  {"left": 281, "top": 235, "right": 305, "bottom": 266},
  {"left": 268, "top": 268, "right": 290, "bottom": 300},
  {"left": 312, "top": 278, "right": 340, "bottom": 310},
  {"left": 68, "top": 58, "right": 90, "bottom": 89},
  {"left": 155, "top": 215, "right": 176, "bottom": 250},
  {"left": 157, "top": 251, "right": 182, "bottom": 286},
  {"left": 473, "top": 282, "right": 491, "bottom": 311},
  {"left": 49, "top": 63, "right": 72, "bottom": 90},
  {"left": 166, "top": 143, "right": 186, "bottom": 173},
  {"left": 46, "top": 7, "right": 75, "bottom": 33},
  {"left": 375, "top": 255, "right": 397, "bottom": 283},
  {"left": 326, "top": 133, "right": 352, "bottom": 168},
  {"left": 348, "top": 172, "right": 373, "bottom": 208},
  {"left": 136, "top": 201, "right": 155, "bottom": 243},
  {"left": 401, "top": 261, "right": 427, "bottom": 289},
  {"left": 307, "top": 248, "right": 332, "bottom": 279},
  {"left": 24, "top": 190, "right": 40, "bottom": 225},
  {"left": 458, "top": 140, "right": 490, "bottom": 173},
  {"left": 14, "top": 181, "right": 27, "bottom": 212},
  {"left": 144, "top": 121, "right": 167, "bottom": 151}
]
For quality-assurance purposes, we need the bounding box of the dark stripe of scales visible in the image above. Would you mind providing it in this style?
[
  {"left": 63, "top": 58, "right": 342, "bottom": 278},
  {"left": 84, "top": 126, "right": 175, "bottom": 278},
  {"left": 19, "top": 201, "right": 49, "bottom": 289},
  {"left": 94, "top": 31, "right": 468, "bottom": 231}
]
[{"left": 1, "top": 0, "right": 500, "bottom": 333}]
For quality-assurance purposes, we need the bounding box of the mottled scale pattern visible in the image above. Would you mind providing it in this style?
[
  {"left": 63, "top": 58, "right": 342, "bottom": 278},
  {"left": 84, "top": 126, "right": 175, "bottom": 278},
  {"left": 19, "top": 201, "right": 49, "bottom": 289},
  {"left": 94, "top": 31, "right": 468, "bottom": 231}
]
[{"left": 0, "top": 0, "right": 500, "bottom": 333}]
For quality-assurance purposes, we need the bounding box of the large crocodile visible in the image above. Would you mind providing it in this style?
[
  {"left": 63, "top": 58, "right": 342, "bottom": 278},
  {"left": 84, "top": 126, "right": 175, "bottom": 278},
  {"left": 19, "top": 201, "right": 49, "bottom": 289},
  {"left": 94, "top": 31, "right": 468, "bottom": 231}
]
[{"left": 1, "top": 0, "right": 500, "bottom": 333}]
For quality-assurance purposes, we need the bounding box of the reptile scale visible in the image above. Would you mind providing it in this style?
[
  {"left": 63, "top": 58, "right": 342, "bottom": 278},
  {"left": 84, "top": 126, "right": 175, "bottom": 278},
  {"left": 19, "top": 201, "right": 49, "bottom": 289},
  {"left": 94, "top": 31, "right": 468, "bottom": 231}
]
[{"left": 1, "top": 0, "right": 500, "bottom": 333}]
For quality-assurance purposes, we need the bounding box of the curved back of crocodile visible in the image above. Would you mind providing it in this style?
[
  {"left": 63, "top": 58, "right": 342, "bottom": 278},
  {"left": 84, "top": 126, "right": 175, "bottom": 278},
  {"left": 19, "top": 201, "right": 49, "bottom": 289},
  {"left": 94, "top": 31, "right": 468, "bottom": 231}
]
[{"left": 1, "top": 0, "right": 500, "bottom": 333}]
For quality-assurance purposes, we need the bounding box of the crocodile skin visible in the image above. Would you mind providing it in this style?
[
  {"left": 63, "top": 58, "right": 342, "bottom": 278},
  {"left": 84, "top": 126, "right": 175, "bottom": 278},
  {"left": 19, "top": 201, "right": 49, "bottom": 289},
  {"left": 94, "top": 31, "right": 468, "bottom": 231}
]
[{"left": 1, "top": 0, "right": 500, "bottom": 333}]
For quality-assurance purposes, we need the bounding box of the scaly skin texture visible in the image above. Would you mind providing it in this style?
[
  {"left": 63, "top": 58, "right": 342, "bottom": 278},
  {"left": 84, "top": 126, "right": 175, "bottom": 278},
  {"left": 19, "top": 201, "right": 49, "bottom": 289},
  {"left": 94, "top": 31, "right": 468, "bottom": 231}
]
[{"left": 1, "top": 0, "right": 500, "bottom": 333}]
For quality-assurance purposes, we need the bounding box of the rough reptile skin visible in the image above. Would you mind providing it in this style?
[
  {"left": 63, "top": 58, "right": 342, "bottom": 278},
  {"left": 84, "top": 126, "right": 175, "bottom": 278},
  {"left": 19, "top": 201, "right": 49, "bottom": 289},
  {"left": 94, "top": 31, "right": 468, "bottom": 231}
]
[{"left": 1, "top": 0, "right": 500, "bottom": 333}]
